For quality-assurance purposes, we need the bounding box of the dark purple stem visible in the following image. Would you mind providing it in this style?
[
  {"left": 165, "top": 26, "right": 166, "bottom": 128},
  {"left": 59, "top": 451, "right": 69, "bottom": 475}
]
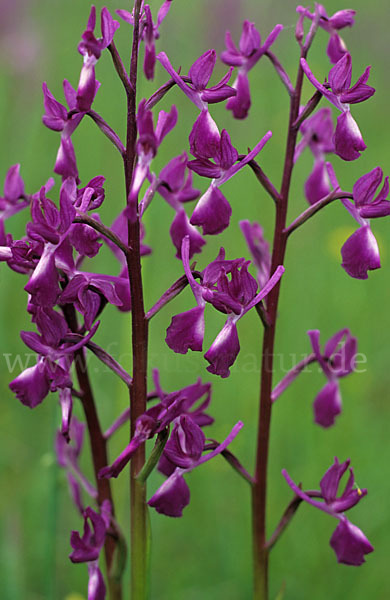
[
  {"left": 284, "top": 191, "right": 353, "bottom": 237},
  {"left": 265, "top": 51, "right": 294, "bottom": 96},
  {"left": 73, "top": 213, "right": 131, "bottom": 256},
  {"left": 204, "top": 441, "right": 254, "bottom": 485},
  {"left": 108, "top": 40, "right": 133, "bottom": 95},
  {"left": 62, "top": 304, "right": 122, "bottom": 600},
  {"left": 239, "top": 156, "right": 281, "bottom": 203},
  {"left": 122, "top": 2, "right": 149, "bottom": 599},
  {"left": 266, "top": 490, "right": 323, "bottom": 550},
  {"left": 144, "top": 76, "right": 192, "bottom": 110},
  {"left": 252, "top": 44, "right": 314, "bottom": 600},
  {"left": 87, "top": 110, "right": 126, "bottom": 156},
  {"left": 271, "top": 353, "right": 316, "bottom": 402},
  {"left": 292, "top": 90, "right": 322, "bottom": 129},
  {"left": 145, "top": 265, "right": 202, "bottom": 320}
]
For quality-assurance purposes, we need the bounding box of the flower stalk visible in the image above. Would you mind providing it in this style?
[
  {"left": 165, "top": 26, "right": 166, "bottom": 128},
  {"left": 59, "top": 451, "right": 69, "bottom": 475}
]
[
  {"left": 123, "top": 1, "right": 149, "bottom": 598},
  {"left": 252, "top": 37, "right": 318, "bottom": 600}
]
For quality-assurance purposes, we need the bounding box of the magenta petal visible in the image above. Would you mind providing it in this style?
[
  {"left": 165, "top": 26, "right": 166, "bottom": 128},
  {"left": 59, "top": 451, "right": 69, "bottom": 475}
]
[
  {"left": 205, "top": 320, "right": 240, "bottom": 378},
  {"left": 98, "top": 438, "right": 141, "bottom": 479},
  {"left": 25, "top": 247, "right": 59, "bottom": 306},
  {"left": 329, "top": 9, "right": 356, "bottom": 29},
  {"left": 239, "top": 20, "right": 261, "bottom": 56},
  {"left": 313, "top": 381, "right": 342, "bottom": 428},
  {"left": 144, "top": 44, "right": 156, "bottom": 80},
  {"left": 187, "top": 159, "right": 222, "bottom": 179},
  {"left": 226, "top": 72, "right": 251, "bottom": 120},
  {"left": 157, "top": 452, "right": 176, "bottom": 477},
  {"left": 155, "top": 105, "right": 178, "bottom": 145},
  {"left": 189, "top": 109, "right": 220, "bottom": 161},
  {"left": 353, "top": 166, "right": 383, "bottom": 207},
  {"left": 59, "top": 387, "right": 73, "bottom": 440},
  {"left": 169, "top": 209, "right": 205, "bottom": 259},
  {"left": 341, "top": 225, "right": 380, "bottom": 280},
  {"left": 327, "top": 34, "right": 348, "bottom": 64},
  {"left": 330, "top": 519, "right": 374, "bottom": 566},
  {"left": 329, "top": 53, "right": 352, "bottom": 93},
  {"left": 165, "top": 306, "right": 205, "bottom": 354},
  {"left": 320, "top": 457, "right": 350, "bottom": 502},
  {"left": 188, "top": 49, "right": 216, "bottom": 90},
  {"left": 157, "top": 0, "right": 172, "bottom": 27},
  {"left": 100, "top": 7, "right": 120, "bottom": 48},
  {"left": 159, "top": 153, "right": 187, "bottom": 192},
  {"left": 54, "top": 136, "right": 79, "bottom": 180},
  {"left": 334, "top": 112, "right": 366, "bottom": 162},
  {"left": 9, "top": 360, "right": 50, "bottom": 408},
  {"left": 163, "top": 415, "right": 205, "bottom": 469},
  {"left": 69, "top": 506, "right": 107, "bottom": 563},
  {"left": 221, "top": 47, "right": 244, "bottom": 67},
  {"left": 76, "top": 56, "right": 97, "bottom": 112},
  {"left": 4, "top": 164, "right": 24, "bottom": 202},
  {"left": 87, "top": 563, "right": 106, "bottom": 600},
  {"left": 340, "top": 67, "right": 375, "bottom": 105},
  {"left": 240, "top": 220, "right": 271, "bottom": 289},
  {"left": 190, "top": 185, "right": 232, "bottom": 235},
  {"left": 201, "top": 85, "right": 236, "bottom": 104},
  {"left": 305, "top": 160, "right": 331, "bottom": 205},
  {"left": 220, "top": 129, "right": 238, "bottom": 170},
  {"left": 148, "top": 469, "right": 190, "bottom": 517},
  {"left": 42, "top": 83, "right": 67, "bottom": 131}
]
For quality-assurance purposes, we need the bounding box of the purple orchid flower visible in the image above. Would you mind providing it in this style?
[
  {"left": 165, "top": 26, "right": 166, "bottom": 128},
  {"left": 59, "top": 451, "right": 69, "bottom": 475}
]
[
  {"left": 10, "top": 314, "right": 98, "bottom": 429},
  {"left": 0, "top": 164, "right": 28, "bottom": 228},
  {"left": 165, "top": 236, "right": 284, "bottom": 377},
  {"left": 126, "top": 99, "right": 177, "bottom": 219},
  {"left": 0, "top": 165, "right": 45, "bottom": 241},
  {"left": 296, "top": 5, "right": 355, "bottom": 64},
  {"left": 282, "top": 457, "right": 373, "bottom": 566},
  {"left": 239, "top": 220, "right": 271, "bottom": 289},
  {"left": 87, "top": 561, "right": 107, "bottom": 600},
  {"left": 77, "top": 6, "right": 119, "bottom": 111},
  {"left": 75, "top": 176, "right": 106, "bottom": 212},
  {"left": 69, "top": 501, "right": 111, "bottom": 599},
  {"left": 295, "top": 108, "right": 335, "bottom": 204},
  {"left": 308, "top": 328, "right": 357, "bottom": 427},
  {"left": 351, "top": 166, "right": 390, "bottom": 220},
  {"left": 24, "top": 181, "right": 77, "bottom": 306},
  {"left": 158, "top": 49, "right": 236, "bottom": 110},
  {"left": 59, "top": 268, "right": 129, "bottom": 328},
  {"left": 56, "top": 417, "right": 97, "bottom": 500},
  {"left": 99, "top": 375, "right": 213, "bottom": 480},
  {"left": 157, "top": 49, "right": 235, "bottom": 166},
  {"left": 220, "top": 21, "right": 283, "bottom": 119},
  {"left": 42, "top": 81, "right": 85, "bottom": 181},
  {"left": 188, "top": 128, "right": 273, "bottom": 235},
  {"left": 117, "top": 1, "right": 173, "bottom": 80},
  {"left": 69, "top": 501, "right": 111, "bottom": 563},
  {"left": 153, "top": 153, "right": 204, "bottom": 259},
  {"left": 148, "top": 421, "right": 243, "bottom": 517},
  {"left": 329, "top": 164, "right": 388, "bottom": 279},
  {"left": 301, "top": 53, "right": 375, "bottom": 161}
]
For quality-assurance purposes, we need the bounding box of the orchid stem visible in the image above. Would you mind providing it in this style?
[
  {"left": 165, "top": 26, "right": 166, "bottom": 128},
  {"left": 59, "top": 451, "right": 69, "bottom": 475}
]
[
  {"left": 74, "top": 213, "right": 131, "bottom": 256},
  {"left": 63, "top": 304, "right": 122, "bottom": 600},
  {"left": 145, "top": 76, "right": 192, "bottom": 110},
  {"left": 122, "top": 1, "right": 149, "bottom": 598},
  {"left": 265, "top": 51, "right": 294, "bottom": 96},
  {"left": 252, "top": 39, "right": 317, "bottom": 599},
  {"left": 284, "top": 191, "right": 353, "bottom": 237}
]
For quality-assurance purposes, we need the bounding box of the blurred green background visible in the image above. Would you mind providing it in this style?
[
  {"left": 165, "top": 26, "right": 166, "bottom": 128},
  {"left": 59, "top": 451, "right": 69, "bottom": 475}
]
[{"left": 1, "top": 1, "right": 389, "bottom": 598}]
